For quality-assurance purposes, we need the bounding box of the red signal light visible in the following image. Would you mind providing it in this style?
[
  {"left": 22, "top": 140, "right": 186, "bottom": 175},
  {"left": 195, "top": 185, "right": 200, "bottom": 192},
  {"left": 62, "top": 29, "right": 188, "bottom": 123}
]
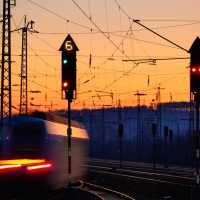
[
  {"left": 192, "top": 67, "right": 196, "bottom": 72},
  {"left": 191, "top": 67, "right": 200, "bottom": 73},
  {"left": 63, "top": 82, "right": 68, "bottom": 87},
  {"left": 62, "top": 81, "right": 70, "bottom": 90}
]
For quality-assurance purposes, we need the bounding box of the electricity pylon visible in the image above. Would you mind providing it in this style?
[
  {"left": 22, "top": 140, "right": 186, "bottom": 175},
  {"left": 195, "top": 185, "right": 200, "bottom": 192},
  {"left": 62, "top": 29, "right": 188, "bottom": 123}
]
[
  {"left": 1, "top": 0, "right": 16, "bottom": 152},
  {"left": 14, "top": 16, "right": 36, "bottom": 115},
  {"left": 1, "top": 0, "right": 16, "bottom": 120}
]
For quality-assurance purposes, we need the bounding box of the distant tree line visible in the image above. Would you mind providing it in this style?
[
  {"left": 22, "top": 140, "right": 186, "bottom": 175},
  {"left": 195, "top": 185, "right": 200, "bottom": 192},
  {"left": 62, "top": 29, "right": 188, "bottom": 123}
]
[{"left": 57, "top": 101, "right": 196, "bottom": 167}]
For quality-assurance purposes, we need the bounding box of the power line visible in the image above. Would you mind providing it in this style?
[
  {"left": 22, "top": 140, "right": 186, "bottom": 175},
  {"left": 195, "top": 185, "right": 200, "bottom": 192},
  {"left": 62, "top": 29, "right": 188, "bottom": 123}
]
[
  {"left": 122, "top": 56, "right": 189, "bottom": 62},
  {"left": 10, "top": 0, "right": 194, "bottom": 109},
  {"left": 133, "top": 19, "right": 188, "bottom": 52},
  {"left": 27, "top": 0, "right": 93, "bottom": 31}
]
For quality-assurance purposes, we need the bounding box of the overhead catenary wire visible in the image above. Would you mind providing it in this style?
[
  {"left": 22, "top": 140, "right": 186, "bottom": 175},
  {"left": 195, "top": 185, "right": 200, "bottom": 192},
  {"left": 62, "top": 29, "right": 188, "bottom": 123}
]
[
  {"left": 72, "top": 0, "right": 136, "bottom": 64},
  {"left": 7, "top": 0, "right": 196, "bottom": 109},
  {"left": 133, "top": 19, "right": 188, "bottom": 52},
  {"left": 27, "top": 0, "right": 93, "bottom": 31},
  {"left": 25, "top": 0, "right": 138, "bottom": 100},
  {"left": 72, "top": 0, "right": 142, "bottom": 98}
]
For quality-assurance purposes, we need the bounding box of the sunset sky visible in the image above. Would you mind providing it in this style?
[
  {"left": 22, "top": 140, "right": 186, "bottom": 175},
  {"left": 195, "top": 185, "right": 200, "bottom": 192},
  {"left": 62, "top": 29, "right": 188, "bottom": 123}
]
[{"left": 1, "top": 0, "right": 200, "bottom": 112}]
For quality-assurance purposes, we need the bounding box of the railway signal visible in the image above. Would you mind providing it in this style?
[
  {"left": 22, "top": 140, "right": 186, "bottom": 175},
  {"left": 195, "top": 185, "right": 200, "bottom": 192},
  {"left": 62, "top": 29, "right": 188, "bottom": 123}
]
[
  {"left": 169, "top": 130, "right": 173, "bottom": 142},
  {"left": 152, "top": 123, "right": 157, "bottom": 168},
  {"left": 152, "top": 123, "right": 156, "bottom": 137},
  {"left": 59, "top": 35, "right": 79, "bottom": 198},
  {"left": 189, "top": 37, "right": 200, "bottom": 100},
  {"left": 190, "top": 66, "right": 200, "bottom": 95},
  {"left": 189, "top": 37, "right": 200, "bottom": 193},
  {"left": 118, "top": 123, "right": 124, "bottom": 137},
  {"left": 59, "top": 34, "right": 79, "bottom": 99},
  {"left": 164, "top": 126, "right": 168, "bottom": 139}
]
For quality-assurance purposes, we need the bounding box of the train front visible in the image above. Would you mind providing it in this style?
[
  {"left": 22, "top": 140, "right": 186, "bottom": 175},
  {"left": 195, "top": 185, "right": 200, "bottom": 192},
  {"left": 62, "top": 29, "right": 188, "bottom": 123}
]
[{"left": 0, "top": 115, "right": 89, "bottom": 198}]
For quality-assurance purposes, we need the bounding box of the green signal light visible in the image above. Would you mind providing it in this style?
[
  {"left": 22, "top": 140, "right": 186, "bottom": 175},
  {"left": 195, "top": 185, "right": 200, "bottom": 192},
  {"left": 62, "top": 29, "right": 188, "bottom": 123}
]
[{"left": 63, "top": 59, "right": 68, "bottom": 64}]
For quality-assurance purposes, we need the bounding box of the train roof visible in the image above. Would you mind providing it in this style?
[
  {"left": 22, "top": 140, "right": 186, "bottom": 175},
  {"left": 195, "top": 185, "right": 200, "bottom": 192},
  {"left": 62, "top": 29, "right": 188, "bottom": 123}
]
[
  {"left": 31, "top": 111, "right": 85, "bottom": 129},
  {"left": 2, "top": 111, "right": 85, "bottom": 130}
]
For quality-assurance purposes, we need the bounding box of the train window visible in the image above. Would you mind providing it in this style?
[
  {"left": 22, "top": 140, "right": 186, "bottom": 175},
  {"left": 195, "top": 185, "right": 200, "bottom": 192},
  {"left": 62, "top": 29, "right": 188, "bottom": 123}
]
[
  {"left": 10, "top": 121, "right": 47, "bottom": 153},
  {"left": 12, "top": 121, "right": 46, "bottom": 136}
]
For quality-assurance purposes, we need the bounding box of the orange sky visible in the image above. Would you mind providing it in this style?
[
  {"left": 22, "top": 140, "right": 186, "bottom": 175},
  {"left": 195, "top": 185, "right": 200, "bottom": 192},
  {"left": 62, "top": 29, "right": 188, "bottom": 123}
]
[{"left": 1, "top": 0, "right": 200, "bottom": 113}]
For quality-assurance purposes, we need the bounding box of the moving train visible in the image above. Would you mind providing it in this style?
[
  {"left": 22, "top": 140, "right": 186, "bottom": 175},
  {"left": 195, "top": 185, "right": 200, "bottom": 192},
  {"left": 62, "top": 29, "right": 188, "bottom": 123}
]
[{"left": 0, "top": 111, "right": 89, "bottom": 198}]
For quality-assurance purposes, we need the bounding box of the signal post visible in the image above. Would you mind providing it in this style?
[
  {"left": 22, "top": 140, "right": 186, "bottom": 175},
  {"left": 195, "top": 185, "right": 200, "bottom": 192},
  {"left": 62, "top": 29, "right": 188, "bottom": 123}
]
[
  {"left": 59, "top": 34, "right": 79, "bottom": 199},
  {"left": 189, "top": 37, "right": 200, "bottom": 200}
]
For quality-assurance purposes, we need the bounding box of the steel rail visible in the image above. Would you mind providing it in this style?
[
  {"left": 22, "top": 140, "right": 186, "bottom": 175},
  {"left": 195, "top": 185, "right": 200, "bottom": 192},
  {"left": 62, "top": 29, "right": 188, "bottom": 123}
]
[
  {"left": 77, "top": 181, "right": 104, "bottom": 200},
  {"left": 79, "top": 180, "right": 135, "bottom": 200}
]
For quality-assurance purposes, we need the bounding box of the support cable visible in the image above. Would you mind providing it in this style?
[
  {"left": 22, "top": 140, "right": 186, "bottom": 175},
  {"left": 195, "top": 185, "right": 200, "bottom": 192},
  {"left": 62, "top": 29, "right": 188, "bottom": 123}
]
[{"left": 133, "top": 19, "right": 188, "bottom": 52}]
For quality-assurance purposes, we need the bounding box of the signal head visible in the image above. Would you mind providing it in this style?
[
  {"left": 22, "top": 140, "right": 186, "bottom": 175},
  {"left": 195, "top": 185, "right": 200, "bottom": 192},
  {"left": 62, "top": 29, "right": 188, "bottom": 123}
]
[{"left": 190, "top": 66, "right": 200, "bottom": 94}]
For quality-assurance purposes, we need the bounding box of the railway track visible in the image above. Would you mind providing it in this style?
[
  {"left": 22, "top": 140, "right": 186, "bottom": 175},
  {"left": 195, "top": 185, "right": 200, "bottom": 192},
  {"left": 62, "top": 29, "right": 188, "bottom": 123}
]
[
  {"left": 78, "top": 181, "right": 135, "bottom": 200},
  {"left": 8, "top": 158, "right": 195, "bottom": 199},
  {"left": 83, "top": 158, "right": 196, "bottom": 199},
  {"left": 84, "top": 158, "right": 196, "bottom": 188},
  {"left": 10, "top": 181, "right": 134, "bottom": 200}
]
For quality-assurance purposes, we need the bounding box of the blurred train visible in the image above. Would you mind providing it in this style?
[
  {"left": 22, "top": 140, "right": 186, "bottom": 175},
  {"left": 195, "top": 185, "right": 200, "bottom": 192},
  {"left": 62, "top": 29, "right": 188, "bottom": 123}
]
[{"left": 0, "top": 111, "right": 89, "bottom": 198}]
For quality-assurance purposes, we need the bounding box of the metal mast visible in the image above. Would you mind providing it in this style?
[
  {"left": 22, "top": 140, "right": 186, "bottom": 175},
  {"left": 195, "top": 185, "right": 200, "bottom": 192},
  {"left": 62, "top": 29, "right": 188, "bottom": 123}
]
[
  {"left": 135, "top": 91, "right": 146, "bottom": 161},
  {"left": 1, "top": 0, "right": 16, "bottom": 121},
  {"left": 20, "top": 22, "right": 28, "bottom": 115},
  {"left": 101, "top": 105, "right": 105, "bottom": 155},
  {"left": 118, "top": 99, "right": 123, "bottom": 168},
  {"left": 156, "top": 85, "right": 164, "bottom": 140},
  {"left": 156, "top": 87, "right": 161, "bottom": 140},
  {"left": 19, "top": 17, "right": 35, "bottom": 115},
  {"left": 189, "top": 93, "right": 195, "bottom": 151}
]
